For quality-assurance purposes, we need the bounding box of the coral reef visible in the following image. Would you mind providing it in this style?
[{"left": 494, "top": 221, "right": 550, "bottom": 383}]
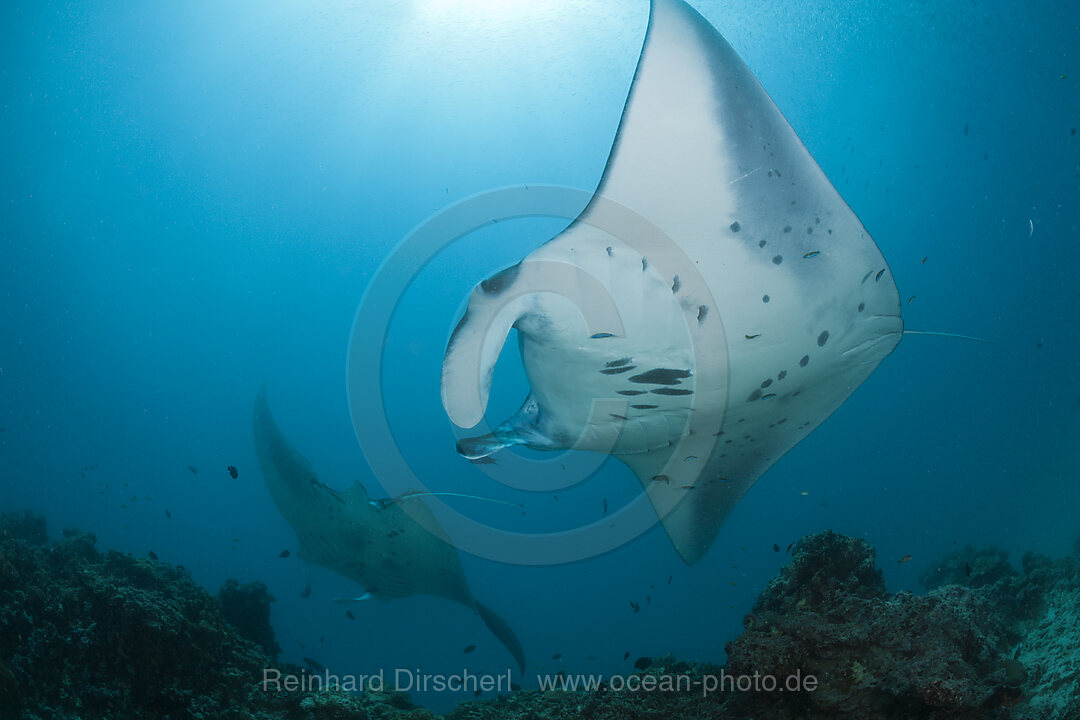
[
  {"left": 724, "top": 531, "right": 1019, "bottom": 719},
  {"left": 219, "top": 579, "right": 281, "bottom": 658},
  {"left": 2, "top": 509, "right": 1077, "bottom": 719},
  {"left": 0, "top": 511, "right": 430, "bottom": 720}
]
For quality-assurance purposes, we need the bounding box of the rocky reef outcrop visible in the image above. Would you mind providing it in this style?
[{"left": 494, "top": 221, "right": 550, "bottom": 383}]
[
  {"left": 0, "top": 511, "right": 433, "bottom": 720},
  {"left": 2, "top": 508, "right": 1077, "bottom": 719}
]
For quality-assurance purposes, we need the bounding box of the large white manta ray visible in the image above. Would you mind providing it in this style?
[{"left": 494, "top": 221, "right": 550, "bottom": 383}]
[{"left": 441, "top": 0, "right": 903, "bottom": 564}]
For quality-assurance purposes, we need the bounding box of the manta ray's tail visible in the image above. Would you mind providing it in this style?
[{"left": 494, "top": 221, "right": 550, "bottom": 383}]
[{"left": 475, "top": 601, "right": 526, "bottom": 675}]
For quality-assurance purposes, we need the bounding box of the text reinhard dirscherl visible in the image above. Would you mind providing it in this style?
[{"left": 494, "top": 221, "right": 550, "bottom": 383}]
[{"left": 261, "top": 667, "right": 818, "bottom": 697}]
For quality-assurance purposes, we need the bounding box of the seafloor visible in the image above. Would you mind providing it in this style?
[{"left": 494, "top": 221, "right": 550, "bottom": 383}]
[{"left": 1, "top": 510, "right": 1077, "bottom": 720}]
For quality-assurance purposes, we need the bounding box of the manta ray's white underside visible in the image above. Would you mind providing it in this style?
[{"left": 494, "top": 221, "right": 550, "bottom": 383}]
[{"left": 441, "top": 0, "right": 902, "bottom": 564}]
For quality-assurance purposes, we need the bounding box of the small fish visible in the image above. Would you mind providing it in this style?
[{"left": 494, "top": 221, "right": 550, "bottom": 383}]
[
  {"left": 278, "top": 550, "right": 290, "bottom": 558},
  {"left": 761, "top": 393, "right": 776, "bottom": 400},
  {"left": 464, "top": 645, "right": 477, "bottom": 654},
  {"left": 907, "top": 296, "right": 916, "bottom": 305},
  {"left": 602, "top": 498, "right": 608, "bottom": 516},
  {"left": 683, "top": 455, "right": 697, "bottom": 462},
  {"left": 922, "top": 256, "right": 928, "bottom": 264},
  {"left": 301, "top": 580, "right": 312, "bottom": 598},
  {"left": 667, "top": 575, "right": 672, "bottom": 586},
  {"left": 729, "top": 581, "right": 736, "bottom": 586},
  {"left": 624, "top": 651, "right": 630, "bottom": 660},
  {"left": 148, "top": 550, "right": 158, "bottom": 560},
  {"left": 552, "top": 653, "right": 563, "bottom": 660},
  {"left": 800, "top": 490, "right": 808, "bottom": 496},
  {"left": 187, "top": 465, "right": 198, "bottom": 474},
  {"left": 875, "top": 268, "right": 885, "bottom": 281},
  {"left": 164, "top": 510, "right": 172, "bottom": 519},
  {"left": 680, "top": 485, "right": 695, "bottom": 490},
  {"left": 1029, "top": 218, "right": 1034, "bottom": 237},
  {"left": 899, "top": 555, "right": 913, "bottom": 564},
  {"left": 773, "top": 543, "right": 780, "bottom": 552},
  {"left": 786, "top": 542, "right": 794, "bottom": 553},
  {"left": 745, "top": 333, "right": 761, "bottom": 339},
  {"left": 629, "top": 601, "right": 640, "bottom": 613},
  {"left": 634, "top": 656, "right": 652, "bottom": 671},
  {"left": 473, "top": 690, "right": 482, "bottom": 697},
  {"left": 646, "top": 595, "right": 651, "bottom": 605},
  {"left": 803, "top": 250, "right": 820, "bottom": 258},
  {"left": 345, "top": 610, "right": 355, "bottom": 620},
  {"left": 227, "top": 465, "right": 239, "bottom": 479}
]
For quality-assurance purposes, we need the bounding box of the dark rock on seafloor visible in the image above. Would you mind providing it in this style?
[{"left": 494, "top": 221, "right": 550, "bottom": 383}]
[
  {"left": 724, "top": 531, "right": 1020, "bottom": 719},
  {"left": 3, "top": 508, "right": 1079, "bottom": 719},
  {"left": 220, "top": 579, "right": 282, "bottom": 658}
]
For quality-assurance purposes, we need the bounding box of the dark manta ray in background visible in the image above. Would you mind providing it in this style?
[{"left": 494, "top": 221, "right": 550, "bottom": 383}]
[
  {"left": 441, "top": 0, "right": 903, "bottom": 564},
  {"left": 253, "top": 387, "right": 526, "bottom": 673}
]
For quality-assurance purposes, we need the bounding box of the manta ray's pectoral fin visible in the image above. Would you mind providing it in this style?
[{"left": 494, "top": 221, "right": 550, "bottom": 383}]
[
  {"left": 475, "top": 601, "right": 526, "bottom": 675},
  {"left": 619, "top": 450, "right": 758, "bottom": 565},
  {"left": 455, "top": 393, "right": 560, "bottom": 460}
]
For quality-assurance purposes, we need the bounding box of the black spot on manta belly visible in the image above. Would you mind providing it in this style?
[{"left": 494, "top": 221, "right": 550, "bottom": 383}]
[
  {"left": 818, "top": 331, "right": 830, "bottom": 347},
  {"left": 697, "top": 305, "right": 708, "bottom": 324},
  {"left": 729, "top": 221, "right": 741, "bottom": 232},
  {"left": 761, "top": 378, "right": 773, "bottom": 388},
  {"left": 772, "top": 255, "right": 783, "bottom": 265},
  {"left": 606, "top": 357, "right": 632, "bottom": 368},
  {"left": 617, "top": 390, "right": 646, "bottom": 396},
  {"left": 799, "top": 355, "right": 810, "bottom": 367},
  {"left": 762, "top": 294, "right": 770, "bottom": 303},
  {"left": 858, "top": 302, "right": 865, "bottom": 312},
  {"left": 601, "top": 366, "right": 635, "bottom": 375},
  {"left": 631, "top": 404, "right": 659, "bottom": 410},
  {"left": 671, "top": 276, "right": 681, "bottom": 293},
  {"left": 480, "top": 263, "right": 521, "bottom": 295},
  {"left": 591, "top": 332, "right": 615, "bottom": 339},
  {"left": 606, "top": 246, "right": 613, "bottom": 256},
  {"left": 629, "top": 368, "right": 691, "bottom": 385},
  {"left": 758, "top": 240, "right": 767, "bottom": 248},
  {"left": 783, "top": 225, "right": 792, "bottom": 233},
  {"left": 747, "top": 388, "right": 762, "bottom": 402},
  {"left": 652, "top": 388, "right": 693, "bottom": 396}
]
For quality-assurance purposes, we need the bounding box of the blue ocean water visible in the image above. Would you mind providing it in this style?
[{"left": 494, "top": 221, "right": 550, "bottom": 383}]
[{"left": 2, "top": 0, "right": 1078, "bottom": 712}]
